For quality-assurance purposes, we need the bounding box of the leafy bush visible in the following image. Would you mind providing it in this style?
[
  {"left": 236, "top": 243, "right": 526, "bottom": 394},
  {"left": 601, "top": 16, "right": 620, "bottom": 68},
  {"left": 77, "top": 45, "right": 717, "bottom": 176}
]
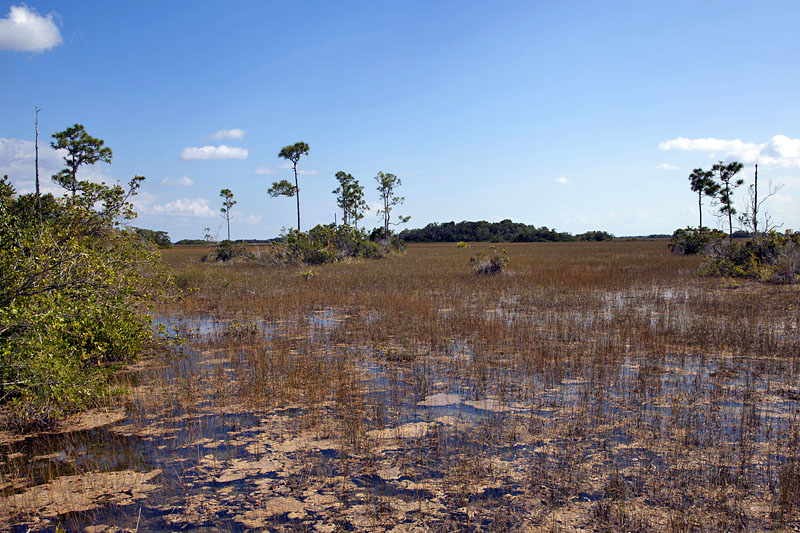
[
  {"left": 214, "top": 239, "right": 248, "bottom": 262},
  {"left": 669, "top": 227, "right": 726, "bottom": 255},
  {"left": 133, "top": 227, "right": 171, "bottom": 248},
  {"left": 470, "top": 246, "right": 509, "bottom": 275},
  {"left": 0, "top": 176, "right": 171, "bottom": 428},
  {"left": 278, "top": 225, "right": 396, "bottom": 265},
  {"left": 699, "top": 230, "right": 800, "bottom": 284}
]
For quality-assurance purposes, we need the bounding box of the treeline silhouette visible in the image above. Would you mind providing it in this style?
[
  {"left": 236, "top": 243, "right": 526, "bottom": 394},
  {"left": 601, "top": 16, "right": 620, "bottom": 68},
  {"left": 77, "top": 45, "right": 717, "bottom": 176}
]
[{"left": 399, "top": 219, "right": 613, "bottom": 243}]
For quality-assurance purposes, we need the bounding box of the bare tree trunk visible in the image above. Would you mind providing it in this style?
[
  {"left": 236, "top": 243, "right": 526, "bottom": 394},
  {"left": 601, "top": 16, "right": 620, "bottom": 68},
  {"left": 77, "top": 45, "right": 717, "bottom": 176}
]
[
  {"left": 294, "top": 164, "right": 300, "bottom": 232},
  {"left": 726, "top": 181, "right": 733, "bottom": 242},
  {"left": 753, "top": 164, "right": 758, "bottom": 236},
  {"left": 698, "top": 191, "right": 703, "bottom": 229},
  {"left": 384, "top": 196, "right": 389, "bottom": 240},
  {"left": 35, "top": 107, "right": 41, "bottom": 215}
]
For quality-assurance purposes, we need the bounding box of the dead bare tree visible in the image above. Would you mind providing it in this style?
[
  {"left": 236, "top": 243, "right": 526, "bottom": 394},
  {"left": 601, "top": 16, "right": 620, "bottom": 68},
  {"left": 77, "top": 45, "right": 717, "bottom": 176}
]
[{"left": 739, "top": 164, "right": 783, "bottom": 238}]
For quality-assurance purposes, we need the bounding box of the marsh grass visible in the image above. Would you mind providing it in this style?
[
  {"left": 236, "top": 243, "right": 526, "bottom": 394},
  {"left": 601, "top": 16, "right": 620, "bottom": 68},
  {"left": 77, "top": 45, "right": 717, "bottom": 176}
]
[{"left": 2, "top": 240, "right": 799, "bottom": 530}]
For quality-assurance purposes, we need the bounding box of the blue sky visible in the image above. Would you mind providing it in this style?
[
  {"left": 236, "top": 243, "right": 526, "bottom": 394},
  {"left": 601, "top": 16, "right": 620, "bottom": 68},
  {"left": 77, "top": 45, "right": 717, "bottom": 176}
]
[{"left": 2, "top": 1, "right": 799, "bottom": 240}]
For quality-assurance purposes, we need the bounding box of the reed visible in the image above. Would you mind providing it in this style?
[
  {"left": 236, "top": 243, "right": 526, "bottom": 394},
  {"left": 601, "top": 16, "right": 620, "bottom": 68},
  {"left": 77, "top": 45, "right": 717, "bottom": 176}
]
[{"left": 2, "top": 240, "right": 799, "bottom": 530}]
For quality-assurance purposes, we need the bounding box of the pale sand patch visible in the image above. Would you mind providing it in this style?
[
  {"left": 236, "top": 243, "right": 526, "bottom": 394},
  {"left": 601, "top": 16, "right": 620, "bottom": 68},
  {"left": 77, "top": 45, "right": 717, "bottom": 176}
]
[
  {"left": 463, "top": 398, "right": 511, "bottom": 413},
  {"left": 376, "top": 465, "right": 403, "bottom": 480},
  {"left": 417, "top": 393, "right": 461, "bottom": 407},
  {"left": 367, "top": 422, "right": 430, "bottom": 439},
  {"left": 1, "top": 469, "right": 161, "bottom": 519},
  {"left": 234, "top": 496, "right": 306, "bottom": 527}
]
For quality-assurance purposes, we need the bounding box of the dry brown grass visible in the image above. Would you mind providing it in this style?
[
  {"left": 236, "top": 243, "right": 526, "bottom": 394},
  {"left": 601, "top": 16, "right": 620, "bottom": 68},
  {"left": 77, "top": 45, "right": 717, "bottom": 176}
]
[{"left": 2, "top": 240, "right": 799, "bottom": 531}]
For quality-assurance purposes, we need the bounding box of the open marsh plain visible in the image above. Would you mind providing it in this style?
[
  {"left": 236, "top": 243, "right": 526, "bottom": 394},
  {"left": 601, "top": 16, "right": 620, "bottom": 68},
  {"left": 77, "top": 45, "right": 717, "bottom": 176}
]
[{"left": 2, "top": 240, "right": 800, "bottom": 531}]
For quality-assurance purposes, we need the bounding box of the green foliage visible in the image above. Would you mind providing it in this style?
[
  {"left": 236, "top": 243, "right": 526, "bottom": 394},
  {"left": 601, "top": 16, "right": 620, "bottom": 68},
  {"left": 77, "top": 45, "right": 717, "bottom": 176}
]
[
  {"left": 279, "top": 225, "right": 394, "bottom": 265},
  {"left": 0, "top": 174, "right": 170, "bottom": 427},
  {"left": 470, "top": 246, "right": 509, "bottom": 275},
  {"left": 333, "top": 171, "right": 367, "bottom": 228},
  {"left": 698, "top": 230, "right": 800, "bottom": 284},
  {"left": 400, "top": 219, "right": 613, "bottom": 243},
  {"left": 267, "top": 179, "right": 296, "bottom": 198},
  {"left": 278, "top": 142, "right": 310, "bottom": 165},
  {"left": 375, "top": 171, "right": 409, "bottom": 240},
  {"left": 711, "top": 161, "right": 745, "bottom": 240},
  {"left": 133, "top": 227, "right": 171, "bottom": 248},
  {"left": 213, "top": 240, "right": 247, "bottom": 262},
  {"left": 272, "top": 141, "right": 310, "bottom": 231},
  {"left": 688, "top": 167, "right": 719, "bottom": 229},
  {"left": 669, "top": 227, "right": 726, "bottom": 255},
  {"left": 50, "top": 124, "right": 113, "bottom": 196},
  {"left": 576, "top": 230, "right": 615, "bottom": 242},
  {"left": 220, "top": 188, "right": 236, "bottom": 241}
]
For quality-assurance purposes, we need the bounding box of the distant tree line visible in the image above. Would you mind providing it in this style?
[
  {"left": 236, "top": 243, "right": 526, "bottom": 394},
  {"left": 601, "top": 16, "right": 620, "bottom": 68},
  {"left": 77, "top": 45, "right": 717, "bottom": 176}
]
[{"left": 399, "top": 220, "right": 613, "bottom": 243}]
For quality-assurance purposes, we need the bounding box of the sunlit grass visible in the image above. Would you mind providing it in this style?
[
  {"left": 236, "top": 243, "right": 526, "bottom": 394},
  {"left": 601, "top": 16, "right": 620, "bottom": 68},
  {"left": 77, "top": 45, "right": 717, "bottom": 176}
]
[{"left": 3, "top": 240, "right": 799, "bottom": 530}]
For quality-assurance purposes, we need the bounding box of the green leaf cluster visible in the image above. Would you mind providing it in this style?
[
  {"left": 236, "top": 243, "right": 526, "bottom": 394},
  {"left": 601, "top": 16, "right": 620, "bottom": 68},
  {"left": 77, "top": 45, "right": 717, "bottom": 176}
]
[
  {"left": 698, "top": 230, "right": 800, "bottom": 284},
  {"left": 280, "top": 225, "right": 392, "bottom": 265},
  {"left": 0, "top": 175, "right": 171, "bottom": 427},
  {"left": 669, "top": 227, "right": 726, "bottom": 255}
]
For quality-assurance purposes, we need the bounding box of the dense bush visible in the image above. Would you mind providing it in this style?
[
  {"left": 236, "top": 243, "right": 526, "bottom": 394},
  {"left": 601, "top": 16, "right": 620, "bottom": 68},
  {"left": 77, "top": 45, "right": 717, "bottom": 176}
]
[
  {"left": 699, "top": 230, "right": 800, "bottom": 284},
  {"left": 400, "top": 219, "right": 613, "bottom": 243},
  {"left": 470, "top": 246, "right": 509, "bottom": 275},
  {"left": 0, "top": 176, "right": 170, "bottom": 428},
  {"left": 133, "top": 227, "right": 171, "bottom": 248},
  {"left": 213, "top": 239, "right": 248, "bottom": 262},
  {"left": 669, "top": 227, "right": 726, "bottom": 255},
  {"left": 281, "top": 224, "right": 390, "bottom": 265}
]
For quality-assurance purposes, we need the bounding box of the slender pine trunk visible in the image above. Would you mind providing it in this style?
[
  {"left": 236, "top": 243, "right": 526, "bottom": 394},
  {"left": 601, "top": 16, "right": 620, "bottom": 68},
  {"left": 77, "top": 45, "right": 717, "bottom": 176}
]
[
  {"left": 698, "top": 191, "right": 702, "bottom": 229},
  {"left": 294, "top": 164, "right": 300, "bottom": 231},
  {"left": 726, "top": 181, "right": 733, "bottom": 242}
]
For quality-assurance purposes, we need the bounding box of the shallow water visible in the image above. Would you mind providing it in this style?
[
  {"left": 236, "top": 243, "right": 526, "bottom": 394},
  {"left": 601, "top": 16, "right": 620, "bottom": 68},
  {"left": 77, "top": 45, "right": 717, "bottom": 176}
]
[{"left": 2, "top": 307, "right": 799, "bottom": 531}]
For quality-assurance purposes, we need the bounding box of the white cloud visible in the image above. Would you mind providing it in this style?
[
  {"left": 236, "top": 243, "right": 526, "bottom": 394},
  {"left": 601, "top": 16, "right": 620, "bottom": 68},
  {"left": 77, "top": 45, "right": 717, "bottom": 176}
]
[
  {"left": 253, "top": 165, "right": 278, "bottom": 175},
  {"left": 180, "top": 145, "right": 248, "bottom": 160},
  {"left": 0, "top": 5, "right": 62, "bottom": 52},
  {"left": 245, "top": 214, "right": 263, "bottom": 224},
  {"left": 209, "top": 128, "right": 245, "bottom": 140},
  {"left": 151, "top": 198, "right": 214, "bottom": 217},
  {"left": 656, "top": 163, "right": 679, "bottom": 171},
  {"left": 161, "top": 175, "right": 194, "bottom": 187},
  {"left": 253, "top": 161, "right": 317, "bottom": 175},
  {"left": 772, "top": 193, "right": 795, "bottom": 205},
  {"left": 555, "top": 176, "right": 570, "bottom": 184},
  {"left": 659, "top": 135, "right": 800, "bottom": 168}
]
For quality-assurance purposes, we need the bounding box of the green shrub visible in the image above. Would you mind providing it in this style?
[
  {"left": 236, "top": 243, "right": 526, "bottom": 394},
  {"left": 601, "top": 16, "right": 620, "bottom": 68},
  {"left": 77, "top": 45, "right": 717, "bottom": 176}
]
[
  {"left": 214, "top": 239, "right": 247, "bottom": 262},
  {"left": 669, "top": 227, "right": 726, "bottom": 255},
  {"left": 470, "top": 246, "right": 509, "bottom": 275},
  {"left": 0, "top": 176, "right": 172, "bottom": 428},
  {"left": 699, "top": 230, "right": 800, "bottom": 284},
  {"left": 279, "top": 224, "right": 398, "bottom": 265}
]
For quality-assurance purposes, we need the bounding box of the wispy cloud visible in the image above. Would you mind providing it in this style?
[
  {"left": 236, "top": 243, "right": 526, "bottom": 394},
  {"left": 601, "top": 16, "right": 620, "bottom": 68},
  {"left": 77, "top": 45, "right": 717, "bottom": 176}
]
[
  {"left": 180, "top": 145, "right": 248, "bottom": 160},
  {"left": 0, "top": 5, "right": 62, "bottom": 52},
  {"left": 151, "top": 198, "right": 214, "bottom": 217},
  {"left": 161, "top": 176, "right": 194, "bottom": 187},
  {"left": 209, "top": 128, "right": 245, "bottom": 140},
  {"left": 245, "top": 214, "right": 263, "bottom": 224},
  {"left": 555, "top": 176, "right": 570, "bottom": 184},
  {"left": 253, "top": 161, "right": 317, "bottom": 175},
  {"left": 659, "top": 135, "right": 800, "bottom": 168},
  {"left": 253, "top": 165, "right": 278, "bottom": 175},
  {"left": 656, "top": 163, "right": 679, "bottom": 171}
]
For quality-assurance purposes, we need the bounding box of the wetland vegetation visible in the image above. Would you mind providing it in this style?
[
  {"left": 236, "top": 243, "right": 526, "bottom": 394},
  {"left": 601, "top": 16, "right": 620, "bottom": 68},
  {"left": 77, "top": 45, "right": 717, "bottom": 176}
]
[{"left": 2, "top": 240, "right": 800, "bottom": 531}]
